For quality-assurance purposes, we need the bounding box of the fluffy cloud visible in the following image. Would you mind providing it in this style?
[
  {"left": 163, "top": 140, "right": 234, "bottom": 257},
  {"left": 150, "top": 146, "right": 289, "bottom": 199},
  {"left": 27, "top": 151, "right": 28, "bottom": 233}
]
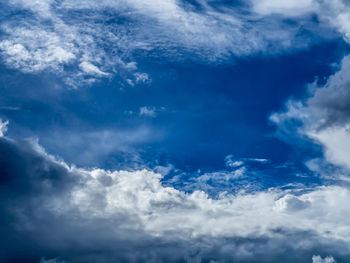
[
  {"left": 271, "top": 55, "right": 350, "bottom": 172},
  {"left": 1, "top": 135, "right": 350, "bottom": 262},
  {"left": 312, "top": 255, "right": 336, "bottom": 263}
]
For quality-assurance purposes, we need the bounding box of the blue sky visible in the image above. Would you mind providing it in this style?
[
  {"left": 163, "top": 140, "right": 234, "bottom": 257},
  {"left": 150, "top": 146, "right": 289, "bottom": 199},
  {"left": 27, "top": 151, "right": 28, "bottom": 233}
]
[{"left": 1, "top": 0, "right": 350, "bottom": 262}]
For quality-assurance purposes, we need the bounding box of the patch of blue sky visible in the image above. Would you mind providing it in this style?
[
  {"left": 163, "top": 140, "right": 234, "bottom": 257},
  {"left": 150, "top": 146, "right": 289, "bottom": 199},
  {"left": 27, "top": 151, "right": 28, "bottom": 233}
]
[{"left": 1, "top": 37, "right": 349, "bottom": 194}]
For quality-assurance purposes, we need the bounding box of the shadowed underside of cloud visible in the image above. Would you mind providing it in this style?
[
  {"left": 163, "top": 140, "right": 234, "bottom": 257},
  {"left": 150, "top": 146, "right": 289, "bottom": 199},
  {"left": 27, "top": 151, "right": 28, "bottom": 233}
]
[
  {"left": 0, "top": 136, "right": 350, "bottom": 263},
  {"left": 271, "top": 54, "right": 350, "bottom": 176}
]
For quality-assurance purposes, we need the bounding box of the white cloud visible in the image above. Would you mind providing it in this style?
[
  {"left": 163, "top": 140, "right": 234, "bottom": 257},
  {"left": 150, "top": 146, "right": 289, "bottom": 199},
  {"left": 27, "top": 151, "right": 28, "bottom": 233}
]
[
  {"left": 312, "top": 255, "right": 336, "bottom": 263},
  {"left": 18, "top": 139, "right": 350, "bottom": 243},
  {"left": 0, "top": 0, "right": 329, "bottom": 87},
  {"left": 139, "top": 106, "right": 156, "bottom": 117},
  {"left": 1, "top": 0, "right": 350, "bottom": 88},
  {"left": 308, "top": 125, "right": 350, "bottom": 170},
  {"left": 0, "top": 28, "right": 76, "bottom": 73},
  {"left": 134, "top": 72, "right": 151, "bottom": 84},
  {"left": 57, "top": 171, "right": 350, "bottom": 247},
  {"left": 79, "top": 61, "right": 109, "bottom": 77},
  {"left": 225, "top": 154, "right": 269, "bottom": 168},
  {"left": 227, "top": 160, "right": 244, "bottom": 167},
  {"left": 251, "top": 0, "right": 350, "bottom": 43},
  {"left": 0, "top": 0, "right": 148, "bottom": 87},
  {"left": 1, "top": 136, "right": 350, "bottom": 261},
  {"left": 251, "top": 0, "right": 316, "bottom": 16},
  {"left": 0, "top": 119, "right": 9, "bottom": 137},
  {"left": 271, "top": 55, "right": 350, "bottom": 172}
]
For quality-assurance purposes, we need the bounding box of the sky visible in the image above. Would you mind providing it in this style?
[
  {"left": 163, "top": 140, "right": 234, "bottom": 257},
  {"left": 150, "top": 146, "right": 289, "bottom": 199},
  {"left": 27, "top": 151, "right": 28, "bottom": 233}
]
[{"left": 1, "top": 0, "right": 350, "bottom": 262}]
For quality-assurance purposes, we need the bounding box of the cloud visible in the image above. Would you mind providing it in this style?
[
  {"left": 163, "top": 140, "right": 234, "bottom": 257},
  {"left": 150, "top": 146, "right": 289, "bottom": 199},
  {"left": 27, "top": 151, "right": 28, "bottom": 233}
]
[
  {"left": 139, "top": 106, "right": 157, "bottom": 117},
  {"left": 0, "top": 119, "right": 8, "bottom": 137},
  {"left": 250, "top": 0, "right": 350, "bottom": 43},
  {"left": 225, "top": 154, "right": 270, "bottom": 168},
  {"left": 1, "top": 135, "right": 350, "bottom": 262},
  {"left": 0, "top": 29, "right": 76, "bottom": 73},
  {"left": 41, "top": 126, "right": 161, "bottom": 168},
  {"left": 79, "top": 61, "right": 109, "bottom": 77},
  {"left": 0, "top": 0, "right": 331, "bottom": 87},
  {"left": 251, "top": 0, "right": 316, "bottom": 16},
  {"left": 3, "top": 0, "right": 350, "bottom": 89},
  {"left": 312, "top": 255, "right": 336, "bottom": 263},
  {"left": 271, "top": 55, "right": 350, "bottom": 172},
  {"left": 0, "top": 0, "right": 147, "bottom": 87}
]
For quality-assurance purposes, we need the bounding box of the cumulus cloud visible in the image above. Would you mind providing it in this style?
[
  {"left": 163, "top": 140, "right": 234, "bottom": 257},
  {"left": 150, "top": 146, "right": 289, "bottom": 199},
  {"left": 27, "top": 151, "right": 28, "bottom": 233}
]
[
  {"left": 271, "top": 55, "right": 350, "bottom": 172},
  {"left": 1, "top": 135, "right": 350, "bottom": 262}
]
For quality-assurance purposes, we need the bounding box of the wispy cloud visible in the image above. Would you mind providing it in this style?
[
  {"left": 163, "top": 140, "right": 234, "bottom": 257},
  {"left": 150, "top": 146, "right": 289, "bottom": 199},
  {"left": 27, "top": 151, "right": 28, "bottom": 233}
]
[{"left": 0, "top": 0, "right": 331, "bottom": 87}]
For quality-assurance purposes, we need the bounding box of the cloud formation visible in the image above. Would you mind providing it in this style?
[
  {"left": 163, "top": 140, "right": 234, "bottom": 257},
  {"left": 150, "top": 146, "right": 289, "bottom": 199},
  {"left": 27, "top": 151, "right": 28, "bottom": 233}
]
[
  {"left": 272, "top": 54, "right": 350, "bottom": 173},
  {"left": 0, "top": 0, "right": 333, "bottom": 87},
  {"left": 0, "top": 119, "right": 8, "bottom": 137},
  {"left": 312, "top": 255, "right": 336, "bottom": 263},
  {"left": 2, "top": 1, "right": 350, "bottom": 262},
  {"left": 1, "top": 135, "right": 350, "bottom": 262}
]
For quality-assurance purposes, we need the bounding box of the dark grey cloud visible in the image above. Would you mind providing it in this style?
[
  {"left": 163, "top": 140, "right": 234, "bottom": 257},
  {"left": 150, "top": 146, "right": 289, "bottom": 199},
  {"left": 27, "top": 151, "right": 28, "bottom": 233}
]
[
  {"left": 0, "top": 136, "right": 350, "bottom": 262},
  {"left": 272, "top": 55, "right": 350, "bottom": 171}
]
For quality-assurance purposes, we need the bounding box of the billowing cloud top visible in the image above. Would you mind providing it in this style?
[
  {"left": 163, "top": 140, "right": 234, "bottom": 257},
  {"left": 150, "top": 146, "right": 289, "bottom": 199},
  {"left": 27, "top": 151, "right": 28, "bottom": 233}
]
[{"left": 1, "top": 136, "right": 350, "bottom": 262}]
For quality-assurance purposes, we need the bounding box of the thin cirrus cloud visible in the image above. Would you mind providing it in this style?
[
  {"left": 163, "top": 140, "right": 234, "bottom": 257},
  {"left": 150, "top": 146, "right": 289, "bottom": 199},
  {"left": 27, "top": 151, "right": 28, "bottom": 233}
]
[{"left": 0, "top": 134, "right": 349, "bottom": 262}]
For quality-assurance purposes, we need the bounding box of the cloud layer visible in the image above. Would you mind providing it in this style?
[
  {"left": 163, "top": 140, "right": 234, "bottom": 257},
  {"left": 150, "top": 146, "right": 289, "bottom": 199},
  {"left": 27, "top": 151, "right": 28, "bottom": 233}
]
[
  {"left": 0, "top": 135, "right": 350, "bottom": 262},
  {"left": 0, "top": 0, "right": 336, "bottom": 86}
]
